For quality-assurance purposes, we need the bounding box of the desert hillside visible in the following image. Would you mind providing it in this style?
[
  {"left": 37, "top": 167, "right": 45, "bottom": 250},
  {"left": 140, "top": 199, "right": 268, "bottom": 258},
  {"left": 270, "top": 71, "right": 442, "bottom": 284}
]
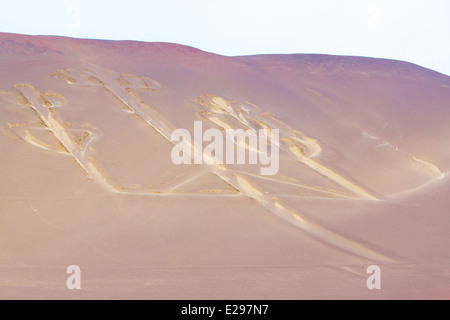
[{"left": 1, "top": 33, "right": 449, "bottom": 299}]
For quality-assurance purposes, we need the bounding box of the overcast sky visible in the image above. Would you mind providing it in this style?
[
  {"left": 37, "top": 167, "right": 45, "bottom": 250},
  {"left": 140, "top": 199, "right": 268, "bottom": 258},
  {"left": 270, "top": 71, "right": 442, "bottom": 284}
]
[{"left": 0, "top": 0, "right": 449, "bottom": 75}]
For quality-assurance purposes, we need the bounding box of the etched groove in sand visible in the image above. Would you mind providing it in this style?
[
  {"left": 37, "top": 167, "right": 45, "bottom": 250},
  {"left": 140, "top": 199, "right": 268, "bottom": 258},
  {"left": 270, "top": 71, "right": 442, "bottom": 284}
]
[
  {"left": 412, "top": 157, "right": 442, "bottom": 177},
  {"left": 19, "top": 127, "right": 69, "bottom": 154},
  {"left": 50, "top": 70, "right": 78, "bottom": 84},
  {"left": 11, "top": 88, "right": 32, "bottom": 106},
  {"left": 271, "top": 200, "right": 395, "bottom": 262},
  {"left": 233, "top": 171, "right": 354, "bottom": 199}
]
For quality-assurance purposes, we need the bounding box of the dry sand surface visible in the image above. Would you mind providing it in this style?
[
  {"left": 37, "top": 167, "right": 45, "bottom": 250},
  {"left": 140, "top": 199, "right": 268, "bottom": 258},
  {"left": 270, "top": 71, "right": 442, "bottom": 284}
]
[{"left": 0, "top": 33, "right": 449, "bottom": 299}]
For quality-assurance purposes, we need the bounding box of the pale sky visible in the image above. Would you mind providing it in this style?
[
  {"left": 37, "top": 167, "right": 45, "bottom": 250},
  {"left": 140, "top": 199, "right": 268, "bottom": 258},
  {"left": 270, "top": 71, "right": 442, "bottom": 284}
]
[{"left": 0, "top": 0, "right": 449, "bottom": 76}]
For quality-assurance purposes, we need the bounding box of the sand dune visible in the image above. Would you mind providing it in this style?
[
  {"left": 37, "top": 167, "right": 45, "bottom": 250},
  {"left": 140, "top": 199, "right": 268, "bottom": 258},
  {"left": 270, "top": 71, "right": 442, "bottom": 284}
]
[{"left": 0, "top": 33, "right": 450, "bottom": 299}]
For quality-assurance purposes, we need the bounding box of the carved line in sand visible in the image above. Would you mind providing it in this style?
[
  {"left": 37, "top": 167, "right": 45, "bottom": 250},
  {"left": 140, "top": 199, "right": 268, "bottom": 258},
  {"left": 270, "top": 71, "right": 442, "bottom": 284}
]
[{"left": 47, "top": 67, "right": 395, "bottom": 262}]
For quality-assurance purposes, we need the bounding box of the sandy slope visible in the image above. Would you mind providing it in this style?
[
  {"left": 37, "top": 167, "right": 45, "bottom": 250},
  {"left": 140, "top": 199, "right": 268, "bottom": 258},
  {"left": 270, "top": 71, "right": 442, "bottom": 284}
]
[{"left": 0, "top": 33, "right": 449, "bottom": 299}]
